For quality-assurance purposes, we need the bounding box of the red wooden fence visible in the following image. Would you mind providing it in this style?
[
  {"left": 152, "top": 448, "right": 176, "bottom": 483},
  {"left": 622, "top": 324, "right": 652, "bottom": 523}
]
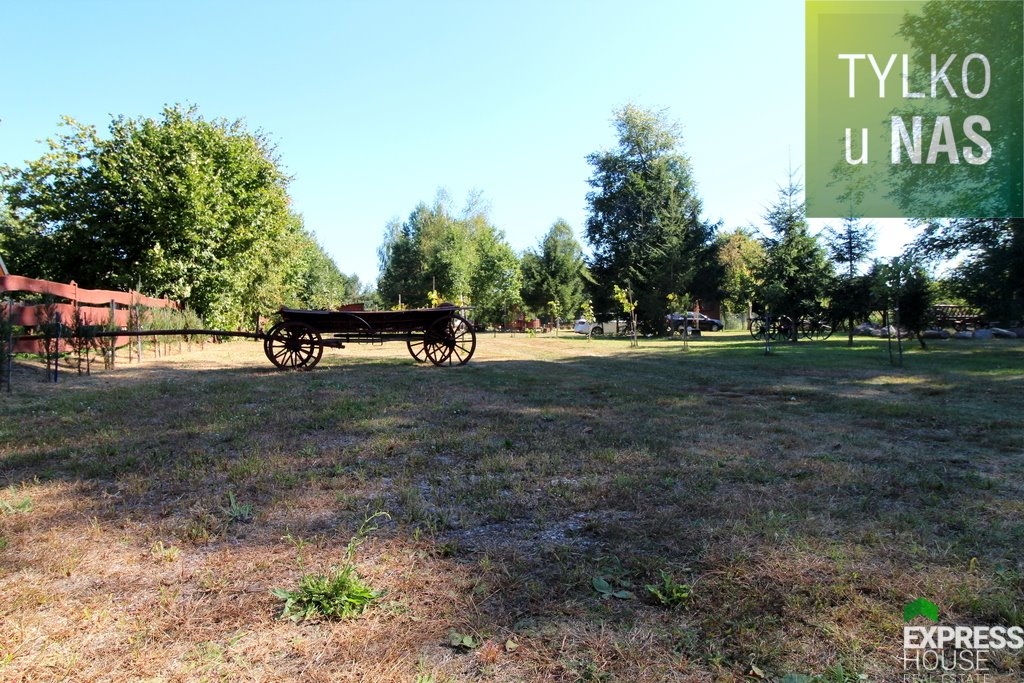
[
  {"left": 1, "top": 274, "right": 180, "bottom": 353},
  {"left": 0, "top": 275, "right": 176, "bottom": 309}
]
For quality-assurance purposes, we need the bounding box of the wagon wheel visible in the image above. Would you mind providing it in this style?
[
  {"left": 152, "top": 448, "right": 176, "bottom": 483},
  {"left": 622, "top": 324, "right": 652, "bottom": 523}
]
[
  {"left": 768, "top": 319, "right": 786, "bottom": 342},
  {"left": 749, "top": 317, "right": 767, "bottom": 340},
  {"left": 264, "top": 321, "right": 323, "bottom": 370},
  {"left": 423, "top": 314, "right": 476, "bottom": 366},
  {"left": 407, "top": 335, "right": 428, "bottom": 363},
  {"left": 799, "top": 319, "right": 831, "bottom": 341}
]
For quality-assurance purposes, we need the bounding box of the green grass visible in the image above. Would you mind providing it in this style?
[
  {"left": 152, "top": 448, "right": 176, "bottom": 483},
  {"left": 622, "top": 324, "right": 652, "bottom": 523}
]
[{"left": 0, "top": 333, "right": 1021, "bottom": 680}]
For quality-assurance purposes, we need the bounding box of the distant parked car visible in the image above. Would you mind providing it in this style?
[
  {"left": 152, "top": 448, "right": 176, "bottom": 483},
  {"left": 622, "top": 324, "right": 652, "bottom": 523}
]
[
  {"left": 666, "top": 312, "right": 723, "bottom": 333},
  {"left": 574, "top": 318, "right": 632, "bottom": 336}
]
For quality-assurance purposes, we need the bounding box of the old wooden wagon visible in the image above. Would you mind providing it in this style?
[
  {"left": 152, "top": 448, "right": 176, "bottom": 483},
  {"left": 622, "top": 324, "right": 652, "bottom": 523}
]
[{"left": 263, "top": 304, "right": 476, "bottom": 370}]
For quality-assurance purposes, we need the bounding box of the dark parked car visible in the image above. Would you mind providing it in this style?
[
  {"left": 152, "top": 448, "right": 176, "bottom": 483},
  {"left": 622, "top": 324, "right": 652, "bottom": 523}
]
[{"left": 666, "top": 312, "right": 723, "bottom": 333}]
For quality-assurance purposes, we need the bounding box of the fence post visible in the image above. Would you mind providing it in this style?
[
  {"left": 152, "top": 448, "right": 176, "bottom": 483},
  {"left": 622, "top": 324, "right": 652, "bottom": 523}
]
[
  {"left": 4, "top": 297, "right": 12, "bottom": 393},
  {"left": 136, "top": 302, "right": 143, "bottom": 364},
  {"left": 110, "top": 299, "right": 117, "bottom": 368},
  {"left": 54, "top": 312, "right": 61, "bottom": 383}
]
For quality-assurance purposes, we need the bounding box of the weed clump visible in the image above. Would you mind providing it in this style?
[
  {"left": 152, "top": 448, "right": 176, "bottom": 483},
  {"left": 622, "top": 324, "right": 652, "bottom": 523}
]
[
  {"left": 645, "top": 570, "right": 691, "bottom": 607},
  {"left": 272, "top": 565, "right": 380, "bottom": 621},
  {"left": 272, "top": 510, "right": 388, "bottom": 621}
]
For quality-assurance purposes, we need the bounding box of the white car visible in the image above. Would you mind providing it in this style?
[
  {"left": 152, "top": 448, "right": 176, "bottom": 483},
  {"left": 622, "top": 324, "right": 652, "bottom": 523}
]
[{"left": 573, "top": 318, "right": 631, "bottom": 336}]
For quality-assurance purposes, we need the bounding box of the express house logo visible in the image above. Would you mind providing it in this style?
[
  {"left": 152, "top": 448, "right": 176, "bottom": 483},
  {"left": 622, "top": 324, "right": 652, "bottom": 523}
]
[{"left": 902, "top": 598, "right": 1024, "bottom": 681}]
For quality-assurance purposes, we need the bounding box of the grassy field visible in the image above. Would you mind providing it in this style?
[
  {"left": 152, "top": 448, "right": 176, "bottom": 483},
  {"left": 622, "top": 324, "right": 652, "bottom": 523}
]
[{"left": 1, "top": 332, "right": 1022, "bottom": 682}]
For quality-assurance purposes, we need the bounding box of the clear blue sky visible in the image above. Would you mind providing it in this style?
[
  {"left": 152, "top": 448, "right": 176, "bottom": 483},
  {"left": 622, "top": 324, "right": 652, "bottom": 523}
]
[{"left": 1, "top": 0, "right": 913, "bottom": 285}]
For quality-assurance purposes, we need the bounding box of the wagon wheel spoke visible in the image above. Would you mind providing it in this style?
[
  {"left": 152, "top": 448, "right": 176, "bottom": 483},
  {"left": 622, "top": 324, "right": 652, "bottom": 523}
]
[
  {"left": 423, "top": 322, "right": 453, "bottom": 365},
  {"left": 424, "top": 314, "right": 476, "bottom": 366},
  {"left": 407, "top": 335, "right": 428, "bottom": 362},
  {"left": 265, "top": 321, "right": 323, "bottom": 370},
  {"left": 424, "top": 339, "right": 451, "bottom": 365},
  {"left": 444, "top": 315, "right": 476, "bottom": 366}
]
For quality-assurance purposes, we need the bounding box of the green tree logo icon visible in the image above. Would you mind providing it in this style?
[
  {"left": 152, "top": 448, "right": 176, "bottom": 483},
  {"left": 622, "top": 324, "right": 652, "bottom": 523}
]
[{"left": 904, "top": 598, "right": 940, "bottom": 623}]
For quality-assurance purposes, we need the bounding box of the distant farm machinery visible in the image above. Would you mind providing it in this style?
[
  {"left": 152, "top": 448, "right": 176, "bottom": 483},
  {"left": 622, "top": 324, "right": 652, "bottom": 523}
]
[{"left": 747, "top": 304, "right": 987, "bottom": 342}]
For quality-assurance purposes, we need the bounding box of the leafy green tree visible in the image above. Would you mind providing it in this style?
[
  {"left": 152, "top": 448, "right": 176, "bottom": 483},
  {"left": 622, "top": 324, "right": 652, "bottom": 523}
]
[
  {"left": 420, "top": 205, "right": 475, "bottom": 304},
  {"left": 585, "top": 105, "right": 718, "bottom": 332},
  {"left": 377, "top": 193, "right": 520, "bottom": 322},
  {"left": 579, "top": 300, "right": 595, "bottom": 326},
  {"left": 377, "top": 215, "right": 427, "bottom": 307},
  {"left": 889, "top": 0, "right": 1022, "bottom": 219},
  {"left": 0, "top": 192, "right": 18, "bottom": 275},
  {"left": 829, "top": 275, "right": 875, "bottom": 342},
  {"left": 666, "top": 292, "right": 694, "bottom": 349},
  {"left": 911, "top": 218, "right": 1024, "bottom": 324},
  {"left": 520, "top": 219, "right": 589, "bottom": 319},
  {"left": 546, "top": 300, "right": 562, "bottom": 334},
  {"left": 377, "top": 197, "right": 477, "bottom": 307},
  {"left": 824, "top": 216, "right": 876, "bottom": 346},
  {"left": 0, "top": 118, "right": 102, "bottom": 281},
  {"left": 0, "top": 106, "right": 353, "bottom": 329},
  {"left": 889, "top": 1, "right": 1022, "bottom": 323},
  {"left": 469, "top": 223, "right": 523, "bottom": 327},
  {"left": 898, "top": 264, "right": 935, "bottom": 350},
  {"left": 715, "top": 228, "right": 764, "bottom": 317},
  {"left": 755, "top": 178, "right": 834, "bottom": 341},
  {"left": 291, "top": 229, "right": 361, "bottom": 310},
  {"left": 612, "top": 283, "right": 638, "bottom": 347},
  {"left": 873, "top": 258, "right": 935, "bottom": 352},
  {"left": 825, "top": 216, "right": 874, "bottom": 282}
]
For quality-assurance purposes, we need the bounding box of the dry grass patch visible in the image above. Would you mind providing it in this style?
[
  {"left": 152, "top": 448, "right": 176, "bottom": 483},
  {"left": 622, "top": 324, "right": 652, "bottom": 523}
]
[{"left": 1, "top": 333, "right": 1022, "bottom": 681}]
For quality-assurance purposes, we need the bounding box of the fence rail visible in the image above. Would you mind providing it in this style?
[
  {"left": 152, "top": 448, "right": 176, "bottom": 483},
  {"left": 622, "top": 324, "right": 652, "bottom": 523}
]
[
  {"left": 1, "top": 274, "right": 181, "bottom": 354},
  {"left": 0, "top": 275, "right": 178, "bottom": 309}
]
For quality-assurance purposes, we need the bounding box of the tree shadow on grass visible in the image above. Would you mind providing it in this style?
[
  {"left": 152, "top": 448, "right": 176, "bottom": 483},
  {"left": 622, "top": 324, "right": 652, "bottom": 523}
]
[{"left": 1, "top": 342, "right": 1022, "bottom": 680}]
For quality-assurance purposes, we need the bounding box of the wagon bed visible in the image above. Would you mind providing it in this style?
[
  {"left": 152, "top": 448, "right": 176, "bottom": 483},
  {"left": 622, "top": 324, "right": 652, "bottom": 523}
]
[{"left": 264, "top": 304, "right": 476, "bottom": 369}]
